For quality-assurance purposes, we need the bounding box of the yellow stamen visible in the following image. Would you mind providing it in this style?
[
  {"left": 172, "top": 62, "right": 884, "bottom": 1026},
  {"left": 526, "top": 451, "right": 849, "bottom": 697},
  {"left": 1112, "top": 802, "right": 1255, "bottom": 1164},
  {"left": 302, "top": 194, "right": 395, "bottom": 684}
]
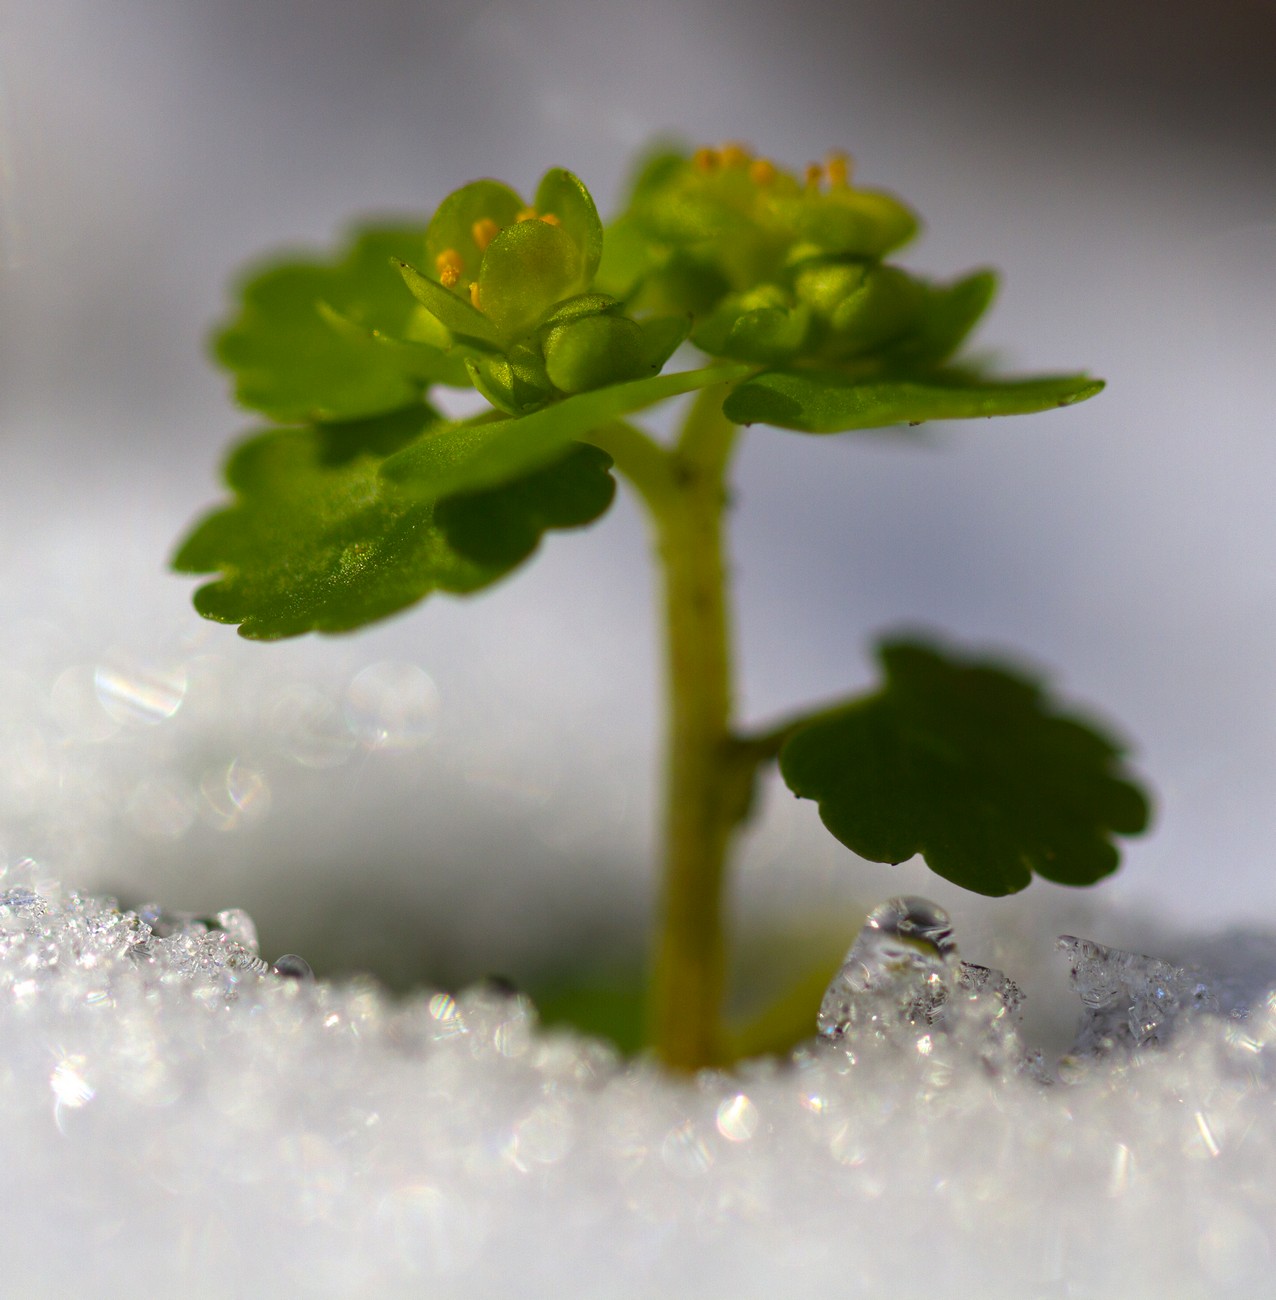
[
  {"left": 435, "top": 248, "right": 463, "bottom": 288},
  {"left": 804, "top": 162, "right": 824, "bottom": 190},
  {"left": 826, "top": 151, "right": 853, "bottom": 188},
  {"left": 471, "top": 217, "right": 500, "bottom": 252},
  {"left": 748, "top": 157, "right": 777, "bottom": 187},
  {"left": 516, "top": 208, "right": 537, "bottom": 222},
  {"left": 539, "top": 212, "right": 560, "bottom": 226},
  {"left": 720, "top": 141, "right": 751, "bottom": 168},
  {"left": 693, "top": 146, "right": 720, "bottom": 173},
  {"left": 468, "top": 281, "right": 481, "bottom": 310}
]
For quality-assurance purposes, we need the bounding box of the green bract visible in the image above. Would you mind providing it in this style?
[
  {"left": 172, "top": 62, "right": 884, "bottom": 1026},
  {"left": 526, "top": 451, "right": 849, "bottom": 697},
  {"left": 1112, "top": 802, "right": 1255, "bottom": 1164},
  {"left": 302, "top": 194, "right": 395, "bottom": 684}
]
[{"left": 176, "top": 141, "right": 1145, "bottom": 1070}]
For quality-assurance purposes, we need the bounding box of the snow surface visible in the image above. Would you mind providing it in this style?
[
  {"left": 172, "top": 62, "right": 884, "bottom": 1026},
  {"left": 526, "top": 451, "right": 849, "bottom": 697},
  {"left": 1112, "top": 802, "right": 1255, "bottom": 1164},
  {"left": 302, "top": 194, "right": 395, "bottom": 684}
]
[{"left": 3, "top": 859, "right": 1273, "bottom": 1300}]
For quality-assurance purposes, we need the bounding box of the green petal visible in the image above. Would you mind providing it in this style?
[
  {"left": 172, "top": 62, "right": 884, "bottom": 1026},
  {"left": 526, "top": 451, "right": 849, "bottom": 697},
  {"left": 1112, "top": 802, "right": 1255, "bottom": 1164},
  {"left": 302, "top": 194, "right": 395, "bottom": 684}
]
[
  {"left": 778, "top": 639, "right": 1151, "bottom": 895},
  {"left": 722, "top": 369, "right": 1105, "bottom": 433},
  {"left": 424, "top": 178, "right": 525, "bottom": 289},
  {"left": 534, "top": 168, "right": 604, "bottom": 283},
  {"left": 479, "top": 219, "right": 586, "bottom": 338}
]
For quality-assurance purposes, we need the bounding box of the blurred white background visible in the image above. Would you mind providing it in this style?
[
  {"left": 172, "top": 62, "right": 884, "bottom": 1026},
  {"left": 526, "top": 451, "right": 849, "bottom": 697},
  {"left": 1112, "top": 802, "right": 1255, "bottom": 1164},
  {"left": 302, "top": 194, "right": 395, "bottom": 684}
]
[{"left": 0, "top": 0, "right": 1273, "bottom": 992}]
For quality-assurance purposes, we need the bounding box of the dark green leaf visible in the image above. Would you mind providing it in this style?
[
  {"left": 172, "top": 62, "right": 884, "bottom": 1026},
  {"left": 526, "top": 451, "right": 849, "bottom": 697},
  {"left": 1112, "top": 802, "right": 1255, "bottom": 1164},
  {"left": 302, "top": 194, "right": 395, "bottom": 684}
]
[
  {"left": 778, "top": 639, "right": 1151, "bottom": 896},
  {"left": 722, "top": 368, "right": 1104, "bottom": 433},
  {"left": 172, "top": 408, "right": 604, "bottom": 639},
  {"left": 215, "top": 225, "right": 466, "bottom": 423},
  {"left": 383, "top": 363, "right": 750, "bottom": 500},
  {"left": 437, "top": 444, "right": 615, "bottom": 567}
]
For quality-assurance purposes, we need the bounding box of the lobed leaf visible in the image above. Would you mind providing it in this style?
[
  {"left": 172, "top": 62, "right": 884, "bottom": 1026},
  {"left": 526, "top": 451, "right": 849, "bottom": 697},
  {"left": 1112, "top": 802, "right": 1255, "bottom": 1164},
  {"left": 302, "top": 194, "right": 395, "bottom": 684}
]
[
  {"left": 778, "top": 639, "right": 1151, "bottom": 896},
  {"left": 722, "top": 368, "right": 1104, "bottom": 433},
  {"left": 436, "top": 444, "right": 615, "bottom": 567},
  {"left": 173, "top": 408, "right": 615, "bottom": 639},
  {"left": 215, "top": 225, "right": 464, "bottom": 423}
]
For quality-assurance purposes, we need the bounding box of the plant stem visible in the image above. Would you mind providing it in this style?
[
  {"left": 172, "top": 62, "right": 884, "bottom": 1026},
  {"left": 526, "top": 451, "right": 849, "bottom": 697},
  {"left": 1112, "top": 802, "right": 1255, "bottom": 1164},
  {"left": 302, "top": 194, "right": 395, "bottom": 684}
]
[
  {"left": 594, "top": 393, "right": 757, "bottom": 1069},
  {"left": 647, "top": 386, "right": 747, "bottom": 1069}
]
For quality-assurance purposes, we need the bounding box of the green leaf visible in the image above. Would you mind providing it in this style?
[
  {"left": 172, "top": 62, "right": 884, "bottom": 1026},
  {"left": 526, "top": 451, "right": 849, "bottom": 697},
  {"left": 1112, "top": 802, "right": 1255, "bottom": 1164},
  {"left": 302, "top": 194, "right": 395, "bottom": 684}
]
[
  {"left": 722, "top": 368, "right": 1104, "bottom": 433},
  {"left": 436, "top": 443, "right": 615, "bottom": 567},
  {"left": 215, "top": 224, "right": 463, "bottom": 422},
  {"left": 171, "top": 408, "right": 600, "bottom": 639},
  {"left": 383, "top": 363, "right": 750, "bottom": 500},
  {"left": 778, "top": 639, "right": 1151, "bottom": 896}
]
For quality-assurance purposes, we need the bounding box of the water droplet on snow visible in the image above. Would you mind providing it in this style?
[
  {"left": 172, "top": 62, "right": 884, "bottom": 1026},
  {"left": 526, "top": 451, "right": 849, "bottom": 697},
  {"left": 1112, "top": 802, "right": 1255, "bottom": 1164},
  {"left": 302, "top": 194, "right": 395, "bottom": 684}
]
[
  {"left": 715, "top": 1092, "right": 760, "bottom": 1142},
  {"left": 817, "top": 897, "right": 1028, "bottom": 1074},
  {"left": 273, "top": 954, "right": 314, "bottom": 981},
  {"left": 817, "top": 896, "right": 959, "bottom": 1045}
]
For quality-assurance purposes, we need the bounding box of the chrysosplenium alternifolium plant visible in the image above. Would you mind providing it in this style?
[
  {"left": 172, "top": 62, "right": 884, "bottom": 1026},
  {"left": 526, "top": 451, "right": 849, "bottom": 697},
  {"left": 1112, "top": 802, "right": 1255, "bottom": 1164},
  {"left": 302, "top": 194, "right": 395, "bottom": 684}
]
[{"left": 174, "top": 143, "right": 1150, "bottom": 1070}]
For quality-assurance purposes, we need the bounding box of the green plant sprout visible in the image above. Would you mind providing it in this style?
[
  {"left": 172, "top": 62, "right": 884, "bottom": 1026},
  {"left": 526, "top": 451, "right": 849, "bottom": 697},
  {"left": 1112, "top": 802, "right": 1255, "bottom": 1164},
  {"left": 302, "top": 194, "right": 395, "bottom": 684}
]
[{"left": 173, "top": 142, "right": 1150, "bottom": 1072}]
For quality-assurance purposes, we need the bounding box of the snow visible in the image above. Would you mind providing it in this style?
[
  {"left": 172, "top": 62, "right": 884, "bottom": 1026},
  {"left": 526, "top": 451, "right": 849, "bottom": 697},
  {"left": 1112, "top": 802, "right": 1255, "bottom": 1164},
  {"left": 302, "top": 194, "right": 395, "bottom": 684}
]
[{"left": 2, "top": 859, "right": 1273, "bottom": 1299}]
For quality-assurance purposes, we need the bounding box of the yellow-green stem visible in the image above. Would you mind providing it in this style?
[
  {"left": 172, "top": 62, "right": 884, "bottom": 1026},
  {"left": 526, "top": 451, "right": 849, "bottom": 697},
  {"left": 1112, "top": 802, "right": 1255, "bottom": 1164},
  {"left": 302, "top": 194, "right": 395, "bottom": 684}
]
[
  {"left": 650, "top": 388, "right": 742, "bottom": 1068},
  {"left": 592, "top": 393, "right": 752, "bottom": 1070}
]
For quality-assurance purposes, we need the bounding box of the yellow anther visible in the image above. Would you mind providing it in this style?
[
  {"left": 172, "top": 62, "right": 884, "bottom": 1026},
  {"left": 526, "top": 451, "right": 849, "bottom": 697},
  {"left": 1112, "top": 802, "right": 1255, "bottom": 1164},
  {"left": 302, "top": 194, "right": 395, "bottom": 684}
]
[
  {"left": 435, "top": 248, "right": 464, "bottom": 288},
  {"left": 748, "top": 157, "right": 777, "bottom": 187},
  {"left": 471, "top": 217, "right": 500, "bottom": 252},
  {"left": 804, "top": 162, "right": 824, "bottom": 189},
  {"left": 826, "top": 151, "right": 853, "bottom": 188},
  {"left": 720, "top": 141, "right": 752, "bottom": 168},
  {"left": 468, "top": 281, "right": 481, "bottom": 310},
  {"left": 513, "top": 207, "right": 559, "bottom": 228},
  {"left": 692, "top": 147, "right": 721, "bottom": 173}
]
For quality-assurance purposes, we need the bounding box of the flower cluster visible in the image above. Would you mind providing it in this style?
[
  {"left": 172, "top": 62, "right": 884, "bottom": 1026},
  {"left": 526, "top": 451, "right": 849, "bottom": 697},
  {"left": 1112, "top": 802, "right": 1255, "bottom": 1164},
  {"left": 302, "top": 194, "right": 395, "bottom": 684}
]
[
  {"left": 600, "top": 143, "right": 991, "bottom": 371},
  {"left": 396, "top": 168, "right": 685, "bottom": 414}
]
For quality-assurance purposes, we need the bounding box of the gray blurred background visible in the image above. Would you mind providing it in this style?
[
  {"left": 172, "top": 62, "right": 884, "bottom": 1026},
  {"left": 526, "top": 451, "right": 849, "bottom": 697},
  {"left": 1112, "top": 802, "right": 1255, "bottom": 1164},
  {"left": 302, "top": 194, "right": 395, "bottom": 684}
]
[{"left": 0, "top": 0, "right": 1274, "bottom": 1003}]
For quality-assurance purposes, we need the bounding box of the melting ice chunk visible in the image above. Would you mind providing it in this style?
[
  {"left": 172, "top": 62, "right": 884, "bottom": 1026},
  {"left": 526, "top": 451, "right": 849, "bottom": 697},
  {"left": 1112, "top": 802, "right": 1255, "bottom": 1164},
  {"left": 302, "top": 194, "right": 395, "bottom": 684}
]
[
  {"left": 1057, "top": 934, "right": 1219, "bottom": 1058},
  {"left": 816, "top": 897, "right": 1026, "bottom": 1072},
  {"left": 817, "top": 896, "right": 958, "bottom": 1044}
]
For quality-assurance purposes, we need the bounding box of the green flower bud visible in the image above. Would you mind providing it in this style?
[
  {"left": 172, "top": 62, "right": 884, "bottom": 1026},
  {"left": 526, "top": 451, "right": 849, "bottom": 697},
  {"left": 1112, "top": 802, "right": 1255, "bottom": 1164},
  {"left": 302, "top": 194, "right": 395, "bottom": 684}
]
[{"left": 543, "top": 314, "right": 647, "bottom": 394}]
